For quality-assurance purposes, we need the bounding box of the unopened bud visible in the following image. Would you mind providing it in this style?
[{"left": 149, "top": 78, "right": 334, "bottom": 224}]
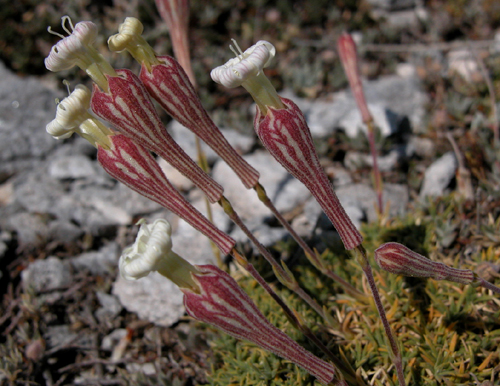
[
  {"left": 337, "top": 33, "right": 372, "bottom": 124},
  {"left": 374, "top": 242, "right": 474, "bottom": 284}
]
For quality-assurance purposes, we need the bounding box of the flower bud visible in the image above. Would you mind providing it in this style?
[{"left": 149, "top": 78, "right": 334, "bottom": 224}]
[
  {"left": 374, "top": 242, "right": 474, "bottom": 284},
  {"left": 337, "top": 33, "right": 372, "bottom": 124}
]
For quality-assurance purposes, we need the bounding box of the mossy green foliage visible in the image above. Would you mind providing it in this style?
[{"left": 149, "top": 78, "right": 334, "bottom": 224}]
[{"left": 207, "top": 198, "right": 500, "bottom": 385}]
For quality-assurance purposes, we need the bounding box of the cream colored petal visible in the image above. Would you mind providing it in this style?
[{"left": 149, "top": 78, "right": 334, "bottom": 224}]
[
  {"left": 46, "top": 85, "right": 92, "bottom": 139},
  {"left": 44, "top": 33, "right": 87, "bottom": 72},
  {"left": 211, "top": 40, "right": 276, "bottom": 88},
  {"left": 72, "top": 21, "right": 98, "bottom": 46},
  {"left": 119, "top": 219, "right": 173, "bottom": 281}
]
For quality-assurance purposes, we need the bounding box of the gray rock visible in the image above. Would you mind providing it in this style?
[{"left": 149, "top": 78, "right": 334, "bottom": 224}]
[
  {"left": 72, "top": 182, "right": 162, "bottom": 222},
  {"left": 48, "top": 220, "right": 84, "bottom": 244},
  {"left": 409, "top": 136, "right": 436, "bottom": 158},
  {"left": 362, "top": 75, "right": 427, "bottom": 134},
  {"left": 377, "top": 8, "right": 427, "bottom": 29},
  {"left": 21, "top": 256, "right": 73, "bottom": 293},
  {"left": 112, "top": 271, "right": 185, "bottom": 327},
  {"left": 101, "top": 329, "right": 128, "bottom": 351},
  {"left": 419, "top": 152, "right": 458, "bottom": 199},
  {"left": 344, "top": 148, "right": 402, "bottom": 172},
  {"left": 95, "top": 292, "right": 123, "bottom": 322},
  {"left": 301, "top": 95, "right": 351, "bottom": 138},
  {"left": 48, "top": 155, "right": 98, "bottom": 180},
  {"left": 447, "top": 49, "right": 481, "bottom": 83},
  {"left": 212, "top": 150, "right": 310, "bottom": 222},
  {"left": 169, "top": 120, "right": 255, "bottom": 164},
  {"left": 14, "top": 163, "right": 162, "bottom": 236},
  {"left": 0, "top": 180, "right": 13, "bottom": 206},
  {"left": 339, "top": 103, "right": 400, "bottom": 138},
  {"left": 299, "top": 74, "right": 427, "bottom": 138},
  {"left": 336, "top": 183, "right": 409, "bottom": 224},
  {"left": 0, "top": 62, "right": 62, "bottom": 177},
  {"left": 13, "top": 167, "right": 67, "bottom": 215},
  {"left": 44, "top": 325, "right": 79, "bottom": 349},
  {"left": 0, "top": 241, "right": 6, "bottom": 260},
  {"left": 171, "top": 210, "right": 227, "bottom": 264},
  {"left": 126, "top": 363, "right": 156, "bottom": 376},
  {"left": 70, "top": 242, "right": 120, "bottom": 276},
  {"left": 158, "top": 158, "right": 195, "bottom": 192},
  {"left": 44, "top": 325, "right": 92, "bottom": 350},
  {"left": 328, "top": 165, "right": 353, "bottom": 187},
  {"left": 229, "top": 218, "right": 289, "bottom": 247},
  {"left": 365, "top": 0, "right": 417, "bottom": 10},
  {"left": 5, "top": 212, "right": 50, "bottom": 248}
]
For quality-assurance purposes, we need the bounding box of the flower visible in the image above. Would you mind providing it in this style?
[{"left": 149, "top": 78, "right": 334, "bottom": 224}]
[
  {"left": 45, "top": 20, "right": 98, "bottom": 72},
  {"left": 212, "top": 41, "right": 363, "bottom": 250},
  {"left": 45, "top": 17, "right": 117, "bottom": 91},
  {"left": 254, "top": 97, "right": 363, "bottom": 250},
  {"left": 210, "top": 40, "right": 275, "bottom": 88},
  {"left": 119, "top": 219, "right": 172, "bottom": 280},
  {"left": 211, "top": 40, "right": 283, "bottom": 113},
  {"left": 45, "top": 84, "right": 112, "bottom": 148},
  {"left": 108, "top": 18, "right": 159, "bottom": 70},
  {"left": 119, "top": 219, "right": 199, "bottom": 289},
  {"left": 90, "top": 68, "right": 225, "bottom": 203},
  {"left": 46, "top": 85, "right": 91, "bottom": 139},
  {"left": 183, "top": 264, "right": 338, "bottom": 385}
]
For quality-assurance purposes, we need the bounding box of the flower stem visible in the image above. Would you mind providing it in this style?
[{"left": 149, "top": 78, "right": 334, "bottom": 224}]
[
  {"left": 478, "top": 277, "right": 500, "bottom": 294},
  {"left": 366, "top": 120, "right": 384, "bottom": 215},
  {"left": 232, "top": 249, "right": 361, "bottom": 386},
  {"left": 355, "top": 245, "right": 406, "bottom": 386},
  {"left": 220, "top": 196, "right": 327, "bottom": 319},
  {"left": 254, "top": 183, "right": 367, "bottom": 301}
]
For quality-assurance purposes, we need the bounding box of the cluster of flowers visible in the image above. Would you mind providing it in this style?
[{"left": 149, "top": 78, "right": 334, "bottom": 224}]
[{"left": 44, "top": 16, "right": 498, "bottom": 385}]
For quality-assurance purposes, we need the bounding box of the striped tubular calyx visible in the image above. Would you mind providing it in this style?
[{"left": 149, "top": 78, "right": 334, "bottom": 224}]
[
  {"left": 98, "top": 134, "right": 235, "bottom": 255},
  {"left": 254, "top": 97, "right": 363, "bottom": 250},
  {"left": 140, "top": 55, "right": 260, "bottom": 189},
  {"left": 375, "top": 242, "right": 475, "bottom": 284},
  {"left": 91, "top": 69, "right": 224, "bottom": 203},
  {"left": 183, "top": 264, "right": 337, "bottom": 385}
]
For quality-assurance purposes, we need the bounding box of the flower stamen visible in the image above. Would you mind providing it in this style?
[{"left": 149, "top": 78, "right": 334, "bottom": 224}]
[
  {"left": 229, "top": 38, "right": 244, "bottom": 60},
  {"left": 45, "top": 18, "right": 117, "bottom": 92},
  {"left": 61, "top": 15, "right": 74, "bottom": 35},
  {"left": 46, "top": 26, "right": 65, "bottom": 40}
]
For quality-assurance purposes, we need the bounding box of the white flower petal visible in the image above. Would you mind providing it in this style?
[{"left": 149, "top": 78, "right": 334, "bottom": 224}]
[
  {"left": 108, "top": 18, "right": 144, "bottom": 52},
  {"left": 46, "top": 85, "right": 92, "bottom": 139},
  {"left": 45, "top": 21, "right": 98, "bottom": 72},
  {"left": 119, "top": 219, "right": 173, "bottom": 281},
  {"left": 72, "top": 21, "right": 98, "bottom": 46},
  {"left": 211, "top": 40, "right": 276, "bottom": 88}
]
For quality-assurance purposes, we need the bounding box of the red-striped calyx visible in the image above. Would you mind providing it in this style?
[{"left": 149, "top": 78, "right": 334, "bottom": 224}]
[
  {"left": 98, "top": 133, "right": 235, "bottom": 255},
  {"left": 375, "top": 242, "right": 475, "bottom": 284},
  {"left": 183, "top": 264, "right": 337, "bottom": 385},
  {"left": 254, "top": 98, "right": 363, "bottom": 250},
  {"left": 108, "top": 17, "right": 260, "bottom": 189},
  {"left": 90, "top": 69, "right": 224, "bottom": 203},
  {"left": 46, "top": 84, "right": 235, "bottom": 256}
]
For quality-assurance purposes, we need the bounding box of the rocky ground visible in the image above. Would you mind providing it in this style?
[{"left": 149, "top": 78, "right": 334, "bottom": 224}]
[{"left": 1, "top": 0, "right": 500, "bottom": 385}]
